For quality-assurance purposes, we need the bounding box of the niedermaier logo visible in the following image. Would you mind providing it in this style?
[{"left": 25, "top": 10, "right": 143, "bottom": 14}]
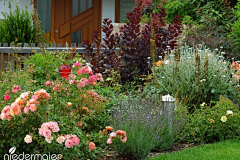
[{"left": 4, "top": 147, "right": 62, "bottom": 160}]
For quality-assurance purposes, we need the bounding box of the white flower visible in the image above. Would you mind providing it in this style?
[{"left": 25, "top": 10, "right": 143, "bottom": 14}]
[
  {"left": 165, "top": 60, "right": 169, "bottom": 64},
  {"left": 221, "top": 116, "right": 227, "bottom": 122},
  {"left": 226, "top": 110, "right": 233, "bottom": 115},
  {"left": 24, "top": 135, "right": 32, "bottom": 144},
  {"left": 200, "top": 102, "right": 206, "bottom": 106},
  {"left": 45, "top": 136, "right": 53, "bottom": 143},
  {"left": 56, "top": 136, "right": 65, "bottom": 144}
]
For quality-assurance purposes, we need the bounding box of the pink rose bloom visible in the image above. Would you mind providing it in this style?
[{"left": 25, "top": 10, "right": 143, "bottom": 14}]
[
  {"left": 69, "top": 80, "right": 75, "bottom": 84},
  {"left": 74, "top": 62, "right": 81, "bottom": 67},
  {"left": 77, "top": 81, "right": 85, "bottom": 88},
  {"left": 17, "top": 88, "right": 21, "bottom": 92},
  {"left": 44, "top": 81, "right": 51, "bottom": 87},
  {"left": 43, "top": 129, "right": 52, "bottom": 138},
  {"left": 64, "top": 134, "right": 71, "bottom": 140},
  {"left": 11, "top": 103, "right": 21, "bottom": 115},
  {"left": 0, "top": 113, "right": 6, "bottom": 120},
  {"left": 51, "top": 125, "right": 60, "bottom": 133},
  {"left": 31, "top": 95, "right": 39, "bottom": 100},
  {"left": 29, "top": 98, "right": 37, "bottom": 104},
  {"left": 29, "top": 104, "right": 37, "bottom": 112},
  {"left": 84, "top": 66, "right": 92, "bottom": 74},
  {"left": 15, "top": 85, "right": 20, "bottom": 89},
  {"left": 4, "top": 94, "right": 10, "bottom": 101},
  {"left": 106, "top": 138, "right": 112, "bottom": 144},
  {"left": 80, "top": 78, "right": 89, "bottom": 84},
  {"left": 24, "top": 107, "right": 29, "bottom": 114},
  {"left": 89, "top": 142, "right": 96, "bottom": 150},
  {"left": 5, "top": 110, "right": 10, "bottom": 117},
  {"left": 72, "top": 136, "right": 80, "bottom": 146},
  {"left": 89, "top": 75, "right": 98, "bottom": 84},
  {"left": 110, "top": 132, "right": 117, "bottom": 138},
  {"left": 12, "top": 88, "right": 17, "bottom": 94},
  {"left": 65, "top": 139, "right": 74, "bottom": 148}
]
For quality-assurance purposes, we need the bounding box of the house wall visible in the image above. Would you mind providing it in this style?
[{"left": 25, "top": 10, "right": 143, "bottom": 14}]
[{"left": 0, "top": 0, "right": 33, "bottom": 19}]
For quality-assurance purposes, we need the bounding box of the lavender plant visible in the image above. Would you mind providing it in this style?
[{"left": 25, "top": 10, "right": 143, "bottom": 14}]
[
  {"left": 109, "top": 94, "right": 186, "bottom": 160},
  {"left": 152, "top": 44, "right": 240, "bottom": 108}
]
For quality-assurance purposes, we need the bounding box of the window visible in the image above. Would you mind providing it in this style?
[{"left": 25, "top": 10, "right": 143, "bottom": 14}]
[
  {"left": 72, "top": 0, "right": 92, "bottom": 17},
  {"left": 36, "top": 0, "right": 51, "bottom": 33},
  {"left": 71, "top": 29, "right": 82, "bottom": 44},
  {"left": 119, "top": 0, "right": 136, "bottom": 22}
]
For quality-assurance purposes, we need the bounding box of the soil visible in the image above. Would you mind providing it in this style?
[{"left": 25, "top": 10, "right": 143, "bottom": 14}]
[{"left": 101, "top": 142, "right": 201, "bottom": 160}]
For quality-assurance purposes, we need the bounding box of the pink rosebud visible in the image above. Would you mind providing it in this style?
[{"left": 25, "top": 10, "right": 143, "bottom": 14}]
[
  {"left": 5, "top": 91, "right": 10, "bottom": 95},
  {"left": 73, "top": 62, "right": 81, "bottom": 67},
  {"left": 78, "top": 121, "right": 83, "bottom": 127},
  {"left": 17, "top": 88, "right": 21, "bottom": 92},
  {"left": 4, "top": 94, "right": 10, "bottom": 101},
  {"left": 65, "top": 139, "right": 74, "bottom": 148},
  {"left": 44, "top": 81, "right": 51, "bottom": 87},
  {"left": 67, "top": 92, "right": 70, "bottom": 96},
  {"left": 89, "top": 142, "right": 96, "bottom": 150},
  {"left": 15, "top": 85, "right": 20, "bottom": 89}
]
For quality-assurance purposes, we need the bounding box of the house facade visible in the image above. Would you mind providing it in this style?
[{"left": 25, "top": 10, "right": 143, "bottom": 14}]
[{"left": 0, "top": 0, "right": 136, "bottom": 45}]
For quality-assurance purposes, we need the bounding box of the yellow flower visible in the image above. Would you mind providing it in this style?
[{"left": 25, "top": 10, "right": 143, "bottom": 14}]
[{"left": 220, "top": 116, "right": 227, "bottom": 122}]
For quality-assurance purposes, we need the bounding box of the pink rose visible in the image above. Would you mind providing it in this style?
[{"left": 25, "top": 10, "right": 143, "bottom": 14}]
[
  {"left": 4, "top": 94, "right": 10, "bottom": 101},
  {"left": 74, "top": 62, "right": 81, "bottom": 67},
  {"left": 72, "top": 136, "right": 80, "bottom": 146},
  {"left": 43, "top": 129, "right": 52, "bottom": 138},
  {"left": 89, "top": 142, "right": 96, "bottom": 150},
  {"left": 65, "top": 139, "right": 74, "bottom": 148},
  {"left": 44, "top": 81, "right": 51, "bottom": 87},
  {"left": 24, "top": 107, "right": 29, "bottom": 114}
]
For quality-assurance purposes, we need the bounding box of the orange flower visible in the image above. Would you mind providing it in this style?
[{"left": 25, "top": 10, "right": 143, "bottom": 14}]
[
  {"left": 106, "top": 126, "right": 113, "bottom": 131},
  {"left": 92, "top": 82, "right": 97, "bottom": 86},
  {"left": 82, "top": 107, "right": 88, "bottom": 111},
  {"left": 156, "top": 60, "right": 162, "bottom": 66},
  {"left": 86, "top": 140, "right": 89, "bottom": 143},
  {"left": 82, "top": 94, "right": 87, "bottom": 98}
]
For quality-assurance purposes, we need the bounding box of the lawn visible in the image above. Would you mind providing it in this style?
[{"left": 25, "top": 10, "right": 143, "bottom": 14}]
[{"left": 150, "top": 140, "right": 240, "bottom": 160}]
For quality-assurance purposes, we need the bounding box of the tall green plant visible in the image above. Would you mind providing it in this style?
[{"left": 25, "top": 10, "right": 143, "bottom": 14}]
[
  {"left": 229, "top": 0, "right": 240, "bottom": 52},
  {"left": 0, "top": 5, "right": 37, "bottom": 44}
]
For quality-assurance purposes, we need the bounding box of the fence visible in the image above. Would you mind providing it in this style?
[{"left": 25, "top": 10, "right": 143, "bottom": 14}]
[{"left": 0, "top": 42, "right": 120, "bottom": 70}]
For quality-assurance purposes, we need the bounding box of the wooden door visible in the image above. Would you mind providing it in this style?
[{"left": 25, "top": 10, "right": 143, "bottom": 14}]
[{"left": 51, "top": 0, "right": 101, "bottom": 45}]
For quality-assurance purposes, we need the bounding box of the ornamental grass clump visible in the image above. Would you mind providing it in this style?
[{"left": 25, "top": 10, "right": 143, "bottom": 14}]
[
  {"left": 110, "top": 95, "right": 186, "bottom": 160},
  {"left": 153, "top": 44, "right": 240, "bottom": 109}
]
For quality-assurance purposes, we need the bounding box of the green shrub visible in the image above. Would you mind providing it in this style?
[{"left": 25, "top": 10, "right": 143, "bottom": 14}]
[
  {"left": 149, "top": 45, "right": 239, "bottom": 109},
  {"left": 183, "top": 96, "right": 240, "bottom": 143},
  {"left": 0, "top": 5, "right": 37, "bottom": 44}
]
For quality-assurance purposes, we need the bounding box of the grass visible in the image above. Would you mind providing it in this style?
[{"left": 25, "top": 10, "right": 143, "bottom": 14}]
[{"left": 149, "top": 139, "right": 240, "bottom": 160}]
